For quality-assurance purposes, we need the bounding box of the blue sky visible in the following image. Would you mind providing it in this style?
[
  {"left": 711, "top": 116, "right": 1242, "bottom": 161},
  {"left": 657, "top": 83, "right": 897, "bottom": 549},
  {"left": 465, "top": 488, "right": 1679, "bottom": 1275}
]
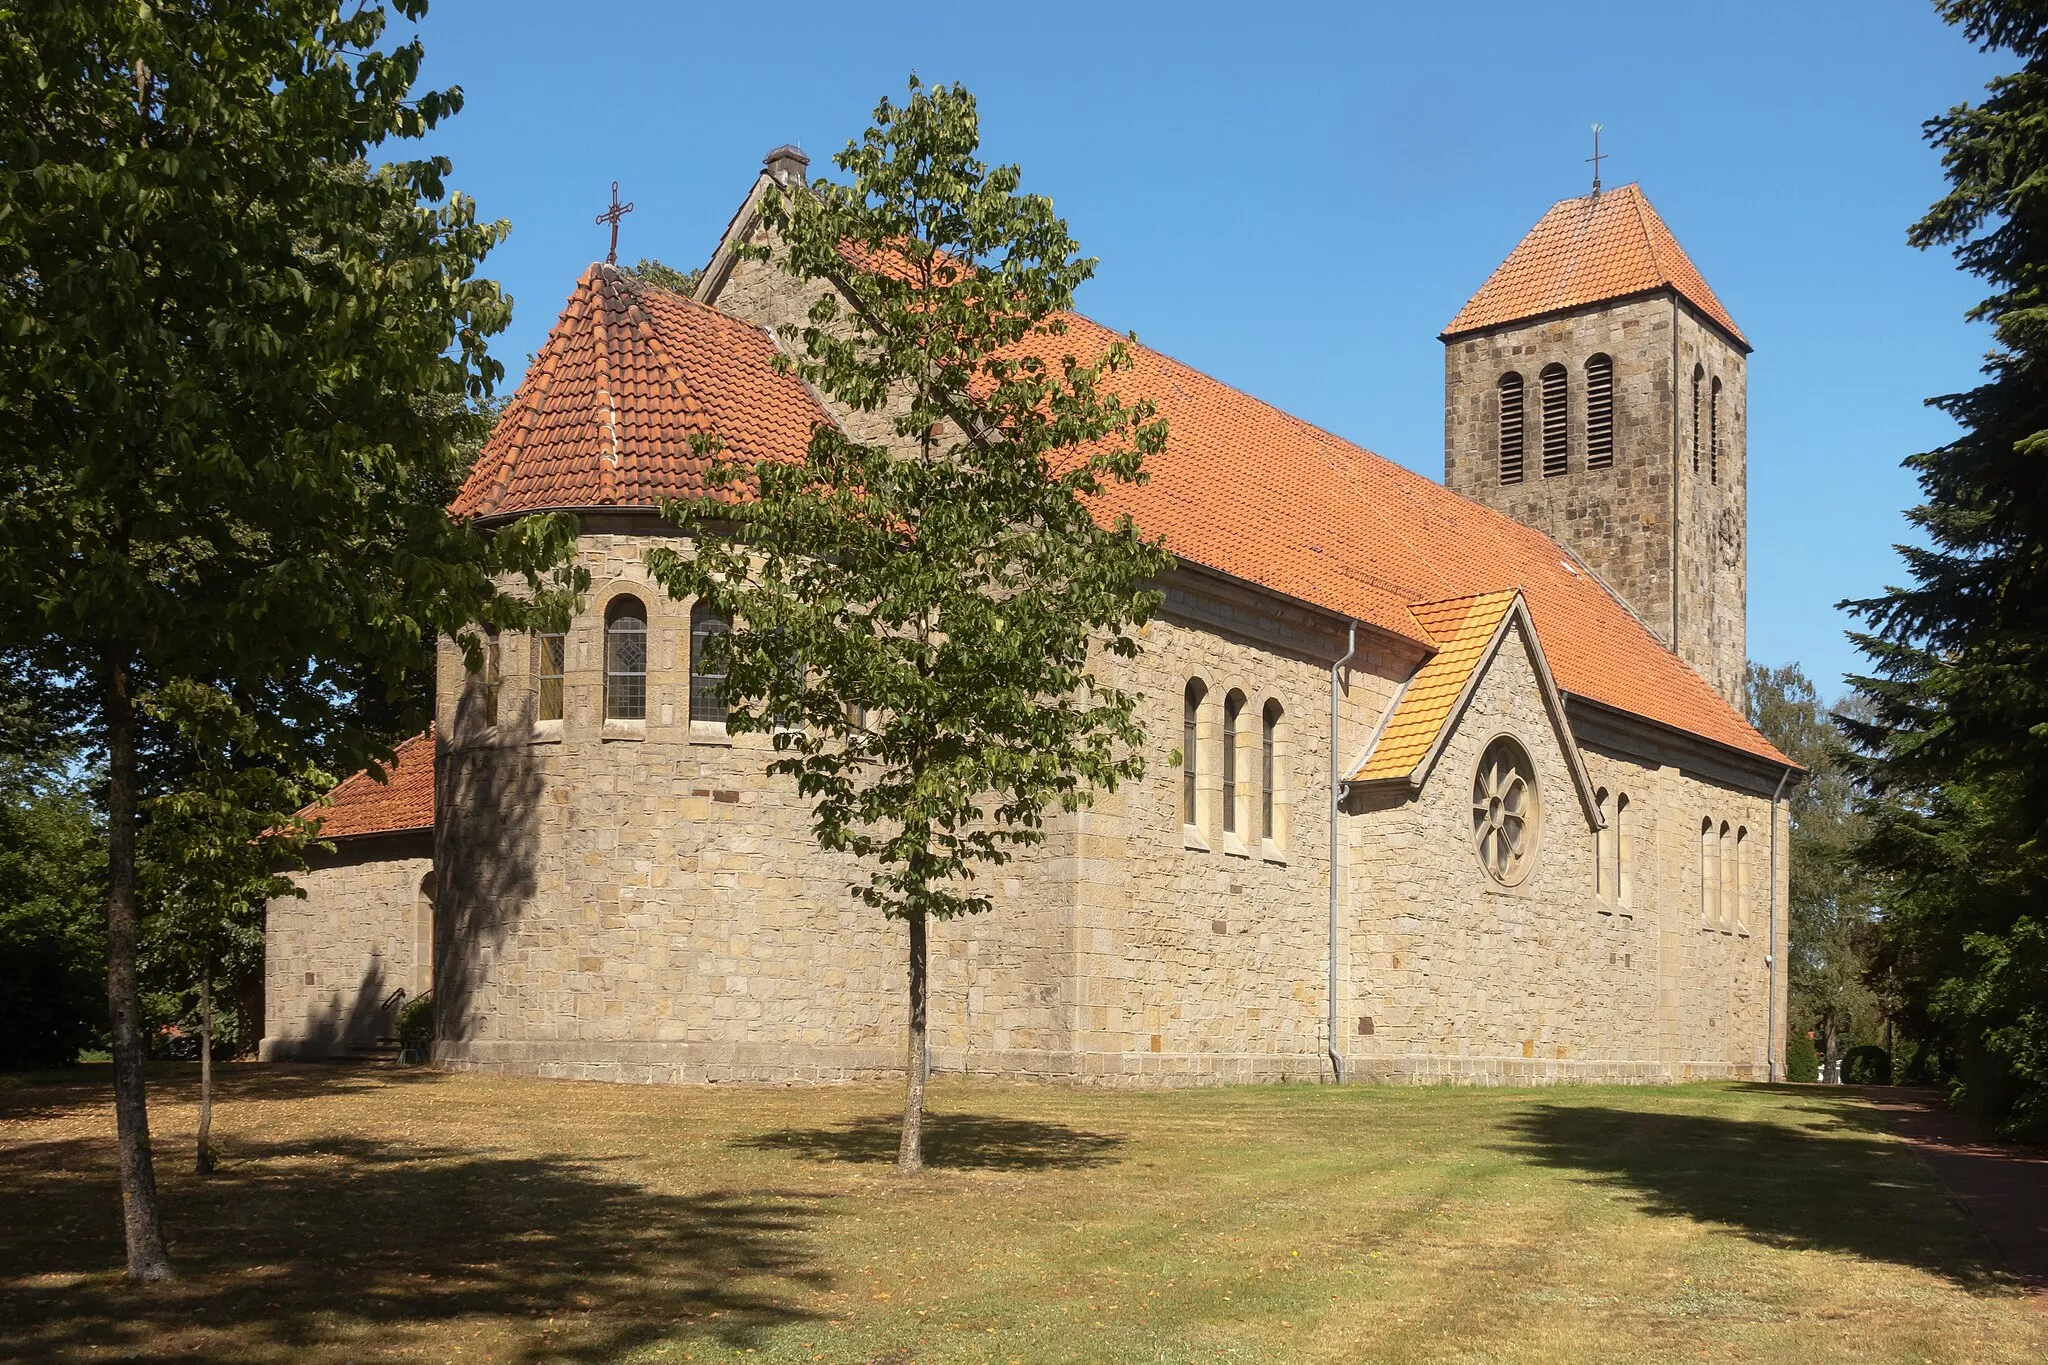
[{"left": 409, "top": 0, "right": 2005, "bottom": 700}]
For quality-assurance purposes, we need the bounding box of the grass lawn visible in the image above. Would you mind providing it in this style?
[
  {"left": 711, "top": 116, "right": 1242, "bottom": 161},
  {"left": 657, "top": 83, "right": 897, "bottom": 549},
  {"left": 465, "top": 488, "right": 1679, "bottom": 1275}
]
[{"left": 2, "top": 1067, "right": 2042, "bottom": 1363}]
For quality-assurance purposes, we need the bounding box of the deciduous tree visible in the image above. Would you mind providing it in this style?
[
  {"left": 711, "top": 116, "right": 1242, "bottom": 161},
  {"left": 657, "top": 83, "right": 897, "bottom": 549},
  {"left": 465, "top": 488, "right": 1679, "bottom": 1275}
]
[
  {"left": 648, "top": 79, "right": 1170, "bottom": 1171},
  {"left": 0, "top": 2, "right": 581, "bottom": 1277}
]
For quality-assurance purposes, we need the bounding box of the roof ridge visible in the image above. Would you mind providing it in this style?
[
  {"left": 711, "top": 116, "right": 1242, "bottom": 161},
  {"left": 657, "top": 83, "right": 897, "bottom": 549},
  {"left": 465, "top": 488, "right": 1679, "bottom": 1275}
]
[{"left": 589, "top": 267, "right": 623, "bottom": 504}]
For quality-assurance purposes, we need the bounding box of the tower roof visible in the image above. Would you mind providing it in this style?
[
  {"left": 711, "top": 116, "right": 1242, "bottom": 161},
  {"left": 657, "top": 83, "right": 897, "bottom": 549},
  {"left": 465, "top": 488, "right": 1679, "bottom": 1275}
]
[
  {"left": 451, "top": 264, "right": 827, "bottom": 519},
  {"left": 1441, "top": 184, "right": 1747, "bottom": 350}
]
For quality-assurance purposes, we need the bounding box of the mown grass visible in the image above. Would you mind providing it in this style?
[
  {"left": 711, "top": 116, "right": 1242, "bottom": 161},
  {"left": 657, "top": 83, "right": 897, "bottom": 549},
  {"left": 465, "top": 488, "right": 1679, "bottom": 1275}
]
[{"left": 1, "top": 1065, "right": 2041, "bottom": 1363}]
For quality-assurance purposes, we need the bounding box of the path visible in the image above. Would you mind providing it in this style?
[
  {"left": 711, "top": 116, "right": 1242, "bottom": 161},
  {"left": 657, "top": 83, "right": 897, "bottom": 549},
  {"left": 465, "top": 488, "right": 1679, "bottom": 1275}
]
[{"left": 1865, "top": 1087, "right": 2048, "bottom": 1311}]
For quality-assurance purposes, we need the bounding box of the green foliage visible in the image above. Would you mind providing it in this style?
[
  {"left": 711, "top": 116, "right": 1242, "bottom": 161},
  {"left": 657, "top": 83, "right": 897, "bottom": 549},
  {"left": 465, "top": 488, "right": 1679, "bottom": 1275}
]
[
  {"left": 1842, "top": 1045, "right": 1893, "bottom": 1086},
  {"left": 0, "top": 0, "right": 585, "bottom": 778},
  {"left": 0, "top": 775, "right": 106, "bottom": 1068},
  {"left": 620, "top": 257, "right": 703, "bottom": 297},
  {"left": 1840, "top": 2, "right": 2048, "bottom": 1138},
  {"left": 396, "top": 992, "right": 433, "bottom": 1046},
  {"left": 647, "top": 77, "right": 1172, "bottom": 926},
  {"left": 1784, "top": 1031, "right": 1820, "bottom": 1084},
  {"left": 0, "top": 0, "right": 586, "bottom": 1267},
  {"left": 1745, "top": 663, "right": 1882, "bottom": 1060}
]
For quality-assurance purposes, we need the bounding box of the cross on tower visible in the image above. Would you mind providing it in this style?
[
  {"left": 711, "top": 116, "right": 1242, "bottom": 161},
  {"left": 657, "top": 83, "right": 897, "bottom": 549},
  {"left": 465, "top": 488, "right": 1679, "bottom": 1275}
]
[
  {"left": 595, "top": 181, "right": 635, "bottom": 265},
  {"left": 1587, "top": 124, "right": 1606, "bottom": 195}
]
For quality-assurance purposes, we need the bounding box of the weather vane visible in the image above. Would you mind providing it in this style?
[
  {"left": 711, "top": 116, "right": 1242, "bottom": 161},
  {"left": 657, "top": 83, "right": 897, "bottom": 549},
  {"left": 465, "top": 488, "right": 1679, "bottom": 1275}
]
[
  {"left": 595, "top": 181, "right": 635, "bottom": 264},
  {"left": 1587, "top": 124, "right": 1606, "bottom": 195}
]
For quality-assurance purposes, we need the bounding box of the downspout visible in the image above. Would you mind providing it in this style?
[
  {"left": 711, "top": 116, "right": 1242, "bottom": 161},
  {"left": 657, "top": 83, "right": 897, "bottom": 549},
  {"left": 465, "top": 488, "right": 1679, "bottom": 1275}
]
[
  {"left": 1329, "top": 619, "right": 1359, "bottom": 1084},
  {"left": 1766, "top": 766, "right": 1791, "bottom": 1082}
]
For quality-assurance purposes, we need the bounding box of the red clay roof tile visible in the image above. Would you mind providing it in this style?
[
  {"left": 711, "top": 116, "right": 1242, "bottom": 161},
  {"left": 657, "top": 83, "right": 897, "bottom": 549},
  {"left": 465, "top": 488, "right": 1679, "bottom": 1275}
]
[
  {"left": 451, "top": 265, "right": 828, "bottom": 519},
  {"left": 1442, "top": 184, "right": 1746, "bottom": 349},
  {"left": 304, "top": 731, "right": 434, "bottom": 839}
]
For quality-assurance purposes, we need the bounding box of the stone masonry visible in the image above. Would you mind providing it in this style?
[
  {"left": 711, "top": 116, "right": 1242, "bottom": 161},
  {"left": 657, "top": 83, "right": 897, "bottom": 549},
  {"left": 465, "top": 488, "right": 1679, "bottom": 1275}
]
[
  {"left": 261, "top": 831, "right": 432, "bottom": 1059},
  {"left": 1444, "top": 296, "right": 1749, "bottom": 708}
]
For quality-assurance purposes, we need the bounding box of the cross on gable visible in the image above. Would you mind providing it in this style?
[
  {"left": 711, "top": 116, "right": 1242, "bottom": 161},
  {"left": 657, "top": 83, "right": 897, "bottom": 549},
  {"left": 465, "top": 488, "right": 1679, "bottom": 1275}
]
[{"left": 595, "top": 181, "right": 635, "bottom": 264}]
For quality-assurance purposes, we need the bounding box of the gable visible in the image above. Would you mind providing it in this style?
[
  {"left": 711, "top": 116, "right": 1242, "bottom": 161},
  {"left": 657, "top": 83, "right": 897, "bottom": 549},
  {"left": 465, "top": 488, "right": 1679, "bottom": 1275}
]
[{"left": 1352, "top": 600, "right": 1599, "bottom": 828}]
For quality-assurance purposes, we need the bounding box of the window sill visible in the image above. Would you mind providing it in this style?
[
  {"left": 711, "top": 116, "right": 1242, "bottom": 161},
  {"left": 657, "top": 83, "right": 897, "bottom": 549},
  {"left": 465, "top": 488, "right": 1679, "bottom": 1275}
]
[
  {"left": 1182, "top": 825, "right": 1209, "bottom": 853},
  {"left": 601, "top": 719, "right": 646, "bottom": 742},
  {"left": 690, "top": 721, "right": 732, "bottom": 747},
  {"left": 1223, "top": 834, "right": 1250, "bottom": 860},
  {"left": 1260, "top": 840, "right": 1287, "bottom": 866},
  {"left": 530, "top": 720, "right": 563, "bottom": 745}
]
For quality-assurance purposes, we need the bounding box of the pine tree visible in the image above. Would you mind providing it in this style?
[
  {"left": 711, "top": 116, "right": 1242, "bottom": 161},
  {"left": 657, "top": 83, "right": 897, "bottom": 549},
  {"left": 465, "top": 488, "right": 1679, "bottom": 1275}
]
[{"left": 1843, "top": 0, "right": 2048, "bottom": 1134}]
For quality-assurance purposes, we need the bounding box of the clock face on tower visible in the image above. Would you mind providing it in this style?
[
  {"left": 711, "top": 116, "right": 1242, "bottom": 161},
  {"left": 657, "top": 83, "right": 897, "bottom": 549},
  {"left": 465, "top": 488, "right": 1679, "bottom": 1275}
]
[{"left": 1717, "top": 508, "right": 1742, "bottom": 568}]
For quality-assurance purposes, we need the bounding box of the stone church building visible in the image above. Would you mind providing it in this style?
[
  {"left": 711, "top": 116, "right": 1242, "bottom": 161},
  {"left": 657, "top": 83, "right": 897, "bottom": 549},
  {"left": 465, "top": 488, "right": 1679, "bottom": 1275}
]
[{"left": 262, "top": 151, "right": 1797, "bottom": 1086}]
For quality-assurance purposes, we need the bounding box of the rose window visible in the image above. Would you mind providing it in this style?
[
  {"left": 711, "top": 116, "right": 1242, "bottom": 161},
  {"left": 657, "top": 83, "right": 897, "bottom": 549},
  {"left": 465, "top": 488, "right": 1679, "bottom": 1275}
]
[{"left": 1472, "top": 737, "right": 1541, "bottom": 885}]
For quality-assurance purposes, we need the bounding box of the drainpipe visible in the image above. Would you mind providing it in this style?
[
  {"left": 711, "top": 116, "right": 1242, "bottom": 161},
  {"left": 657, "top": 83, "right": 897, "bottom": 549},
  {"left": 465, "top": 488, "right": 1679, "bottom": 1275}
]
[
  {"left": 1329, "top": 620, "right": 1359, "bottom": 1084},
  {"left": 1766, "top": 766, "right": 1791, "bottom": 1082}
]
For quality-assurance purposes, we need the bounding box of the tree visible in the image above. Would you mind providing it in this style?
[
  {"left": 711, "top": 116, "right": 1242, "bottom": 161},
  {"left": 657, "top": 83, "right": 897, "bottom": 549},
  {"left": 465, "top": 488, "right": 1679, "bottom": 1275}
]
[
  {"left": 1841, "top": 0, "right": 2048, "bottom": 1135},
  {"left": 647, "top": 78, "right": 1171, "bottom": 1172},
  {"left": 1746, "top": 663, "right": 1880, "bottom": 1082},
  {"left": 139, "top": 682, "right": 319, "bottom": 1173},
  {"left": 620, "top": 257, "right": 703, "bottom": 297},
  {"left": 0, "top": 755, "right": 108, "bottom": 1070},
  {"left": 0, "top": 2, "right": 582, "bottom": 1279}
]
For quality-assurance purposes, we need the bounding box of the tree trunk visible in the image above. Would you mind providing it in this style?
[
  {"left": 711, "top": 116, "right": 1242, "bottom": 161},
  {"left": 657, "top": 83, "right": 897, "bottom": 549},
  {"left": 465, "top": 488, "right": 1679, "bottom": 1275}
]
[
  {"left": 103, "top": 651, "right": 173, "bottom": 1281},
  {"left": 195, "top": 972, "right": 215, "bottom": 1175},
  {"left": 897, "top": 909, "right": 928, "bottom": 1174},
  {"left": 1822, "top": 1019, "right": 1841, "bottom": 1085}
]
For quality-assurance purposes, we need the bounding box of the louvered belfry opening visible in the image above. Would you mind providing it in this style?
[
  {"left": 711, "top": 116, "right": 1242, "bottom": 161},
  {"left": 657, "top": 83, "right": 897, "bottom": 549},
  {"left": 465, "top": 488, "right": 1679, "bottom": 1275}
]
[
  {"left": 1710, "top": 376, "right": 1722, "bottom": 485},
  {"left": 1540, "top": 364, "right": 1568, "bottom": 478},
  {"left": 1585, "top": 354, "right": 1615, "bottom": 469},
  {"left": 1497, "top": 372, "right": 1525, "bottom": 485}
]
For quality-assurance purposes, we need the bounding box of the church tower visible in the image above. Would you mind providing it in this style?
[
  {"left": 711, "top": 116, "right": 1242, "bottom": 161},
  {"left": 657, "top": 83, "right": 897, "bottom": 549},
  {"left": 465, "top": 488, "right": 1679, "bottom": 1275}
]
[{"left": 1441, "top": 184, "right": 1750, "bottom": 707}]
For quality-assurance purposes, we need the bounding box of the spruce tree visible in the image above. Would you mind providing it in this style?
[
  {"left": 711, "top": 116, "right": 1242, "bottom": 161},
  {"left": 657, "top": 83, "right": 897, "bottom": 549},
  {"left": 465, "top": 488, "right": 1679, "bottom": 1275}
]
[{"left": 1844, "top": 0, "right": 2048, "bottom": 1134}]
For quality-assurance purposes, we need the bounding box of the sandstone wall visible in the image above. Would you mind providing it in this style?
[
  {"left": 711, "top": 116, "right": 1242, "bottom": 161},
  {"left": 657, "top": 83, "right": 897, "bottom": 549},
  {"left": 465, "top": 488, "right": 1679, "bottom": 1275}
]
[
  {"left": 261, "top": 832, "right": 432, "bottom": 1059},
  {"left": 1342, "top": 621, "right": 1782, "bottom": 1083},
  {"left": 1443, "top": 295, "right": 1748, "bottom": 708}
]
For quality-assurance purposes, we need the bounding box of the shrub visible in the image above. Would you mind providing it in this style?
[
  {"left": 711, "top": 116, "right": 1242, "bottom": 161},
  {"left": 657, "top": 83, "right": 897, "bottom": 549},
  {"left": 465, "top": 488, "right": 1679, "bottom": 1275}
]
[
  {"left": 1785, "top": 1031, "right": 1820, "bottom": 1083},
  {"left": 396, "top": 992, "right": 434, "bottom": 1047},
  {"left": 1842, "top": 1045, "right": 1892, "bottom": 1085}
]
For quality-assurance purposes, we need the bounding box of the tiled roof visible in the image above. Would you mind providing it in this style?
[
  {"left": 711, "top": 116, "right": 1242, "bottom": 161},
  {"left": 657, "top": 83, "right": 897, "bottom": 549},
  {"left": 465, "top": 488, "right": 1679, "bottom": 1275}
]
[
  {"left": 304, "top": 732, "right": 434, "bottom": 839},
  {"left": 466, "top": 263, "right": 1788, "bottom": 770},
  {"left": 1037, "top": 314, "right": 1785, "bottom": 767},
  {"left": 451, "top": 265, "right": 828, "bottom": 519},
  {"left": 1441, "top": 184, "right": 1746, "bottom": 349},
  {"left": 1355, "top": 592, "right": 1518, "bottom": 782}
]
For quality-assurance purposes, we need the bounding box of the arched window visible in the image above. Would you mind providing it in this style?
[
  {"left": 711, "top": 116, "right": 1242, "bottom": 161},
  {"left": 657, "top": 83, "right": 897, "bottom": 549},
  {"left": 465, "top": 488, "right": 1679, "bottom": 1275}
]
[
  {"left": 533, "top": 630, "right": 566, "bottom": 723},
  {"left": 1541, "top": 363, "right": 1569, "bottom": 477},
  {"left": 1615, "top": 793, "right": 1633, "bottom": 908},
  {"left": 1222, "top": 690, "right": 1245, "bottom": 837},
  {"left": 1710, "top": 376, "right": 1722, "bottom": 485},
  {"left": 604, "top": 597, "right": 647, "bottom": 722},
  {"left": 1497, "top": 372, "right": 1526, "bottom": 485},
  {"left": 1719, "top": 820, "right": 1737, "bottom": 931},
  {"left": 1691, "top": 364, "right": 1704, "bottom": 474},
  {"left": 1261, "top": 699, "right": 1283, "bottom": 845},
  {"left": 1183, "top": 679, "right": 1206, "bottom": 829},
  {"left": 1700, "top": 816, "right": 1718, "bottom": 926},
  {"left": 480, "top": 628, "right": 503, "bottom": 727},
  {"left": 689, "top": 601, "right": 729, "bottom": 725},
  {"left": 1595, "top": 788, "right": 1614, "bottom": 901},
  {"left": 1585, "top": 354, "right": 1615, "bottom": 469},
  {"left": 413, "top": 871, "right": 435, "bottom": 999},
  {"left": 1735, "top": 825, "right": 1749, "bottom": 932}
]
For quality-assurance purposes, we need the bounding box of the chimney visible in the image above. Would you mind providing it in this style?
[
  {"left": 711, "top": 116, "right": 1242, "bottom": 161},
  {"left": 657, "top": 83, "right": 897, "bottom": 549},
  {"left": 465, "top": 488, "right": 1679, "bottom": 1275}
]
[{"left": 762, "top": 145, "right": 810, "bottom": 188}]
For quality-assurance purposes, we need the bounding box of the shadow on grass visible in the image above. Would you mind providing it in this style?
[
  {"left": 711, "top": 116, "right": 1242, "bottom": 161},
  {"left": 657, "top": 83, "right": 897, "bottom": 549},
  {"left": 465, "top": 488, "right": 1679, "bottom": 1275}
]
[
  {"left": 1498, "top": 1088, "right": 2016, "bottom": 1291},
  {"left": 737, "top": 1111, "right": 1126, "bottom": 1171},
  {"left": 0, "top": 1130, "right": 827, "bottom": 1363},
  {"left": 0, "top": 1061, "right": 447, "bottom": 1125}
]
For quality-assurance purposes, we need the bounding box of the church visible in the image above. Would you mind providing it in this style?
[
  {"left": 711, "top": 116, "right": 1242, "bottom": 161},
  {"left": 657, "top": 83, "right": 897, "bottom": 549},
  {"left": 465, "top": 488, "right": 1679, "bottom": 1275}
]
[{"left": 261, "top": 148, "right": 1797, "bottom": 1086}]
